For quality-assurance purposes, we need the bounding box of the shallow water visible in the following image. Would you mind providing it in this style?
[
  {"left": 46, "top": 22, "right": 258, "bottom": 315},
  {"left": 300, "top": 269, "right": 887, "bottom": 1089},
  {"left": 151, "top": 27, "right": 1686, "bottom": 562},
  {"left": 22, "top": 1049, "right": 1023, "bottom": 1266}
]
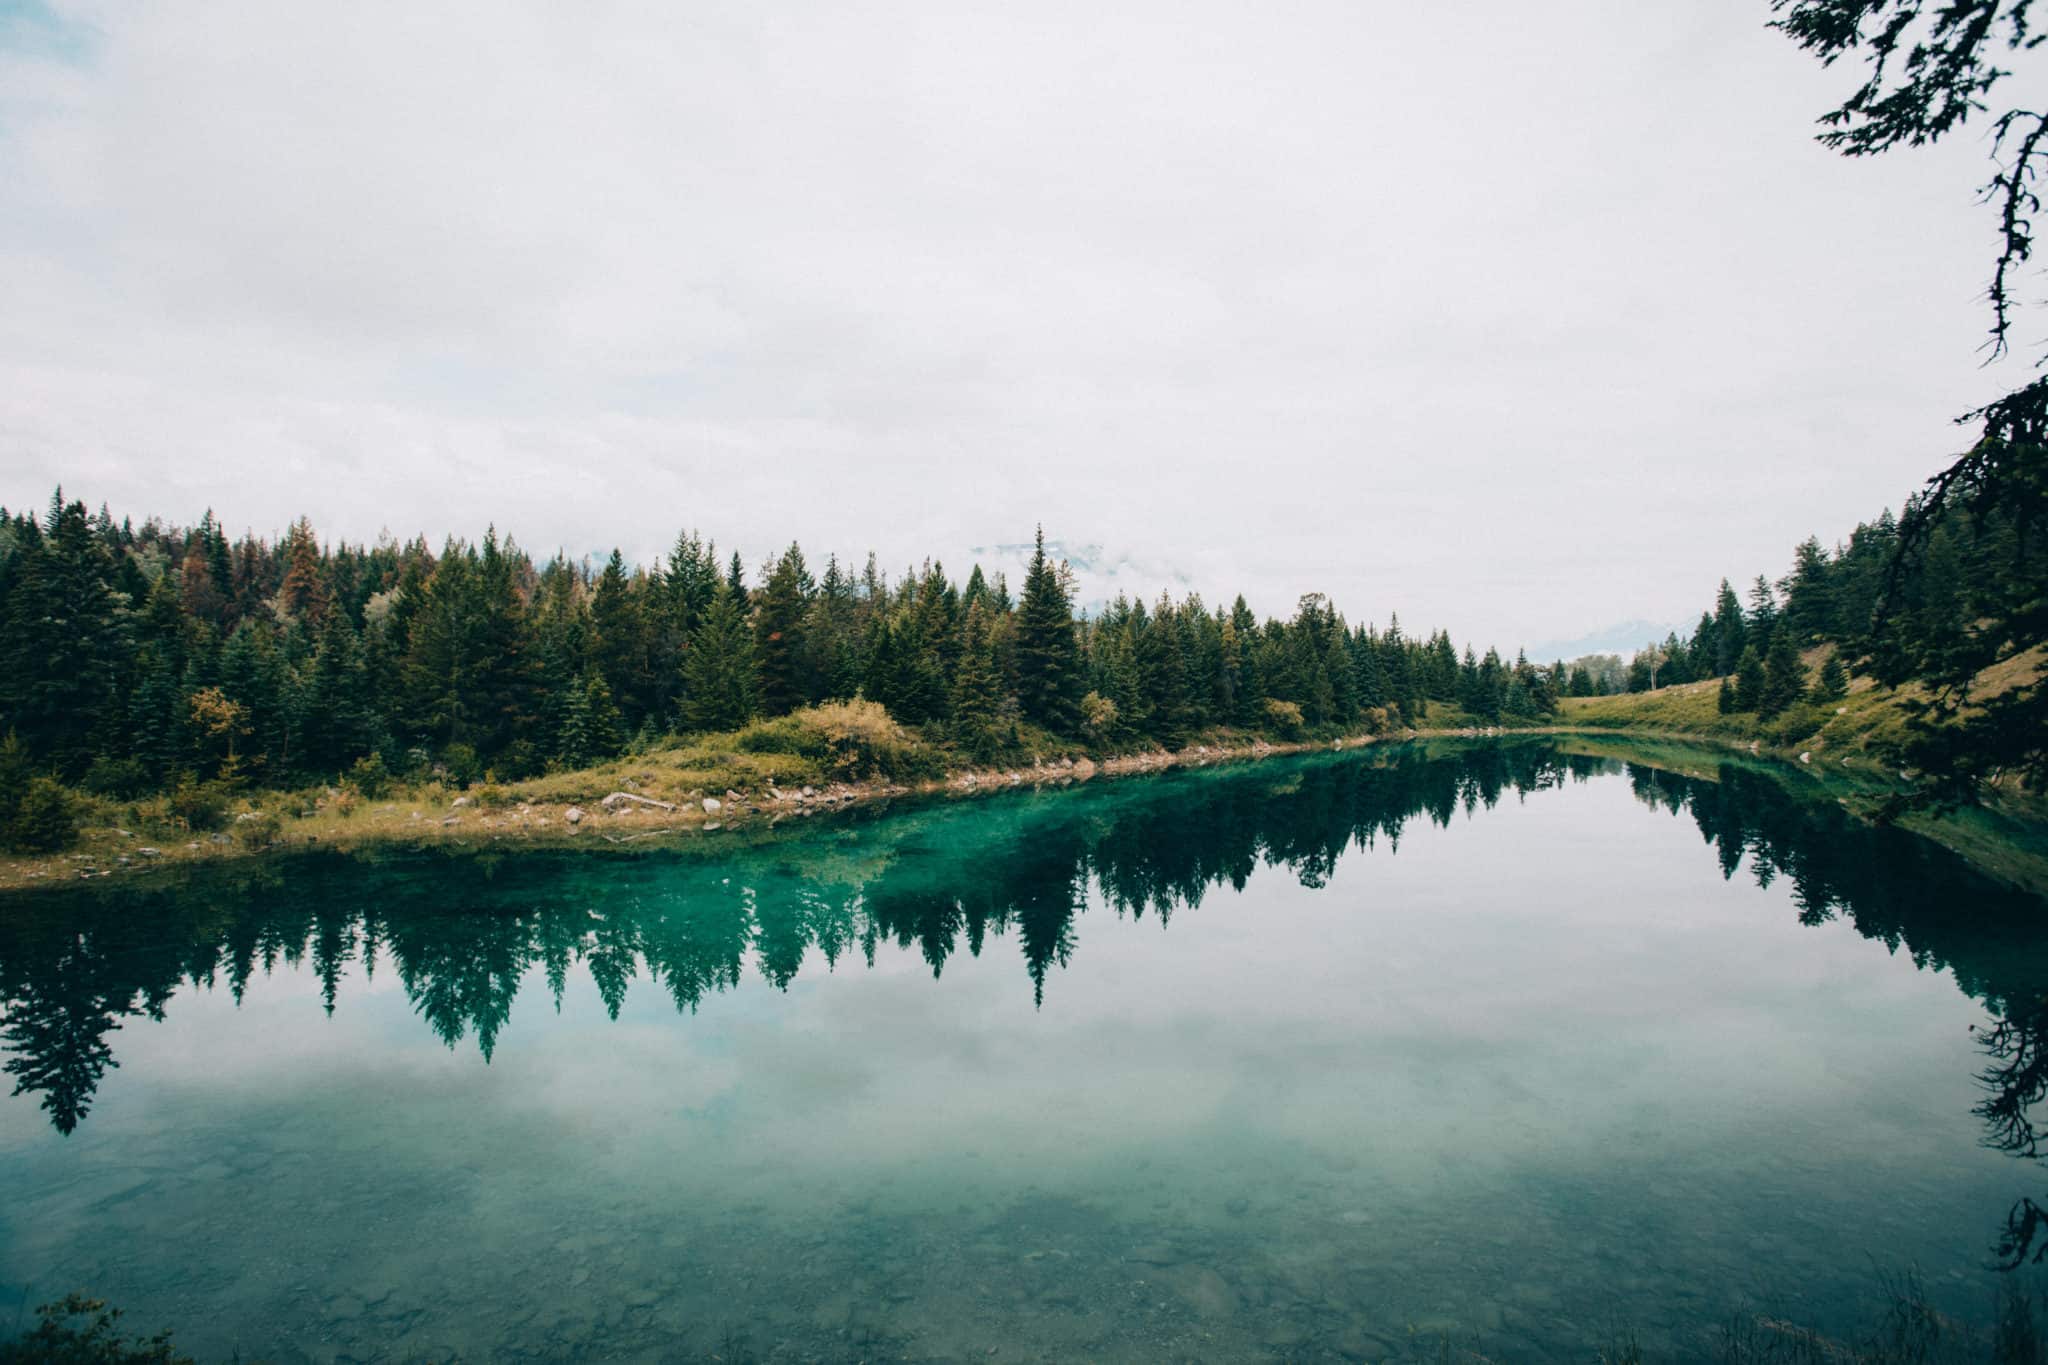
[{"left": 3, "top": 740, "right": 2047, "bottom": 1362}]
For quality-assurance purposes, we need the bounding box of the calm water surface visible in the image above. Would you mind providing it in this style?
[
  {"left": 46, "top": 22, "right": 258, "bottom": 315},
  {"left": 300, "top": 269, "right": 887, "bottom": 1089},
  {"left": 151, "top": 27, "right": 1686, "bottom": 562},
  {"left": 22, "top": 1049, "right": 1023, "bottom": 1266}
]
[{"left": 3, "top": 740, "right": 2047, "bottom": 1362}]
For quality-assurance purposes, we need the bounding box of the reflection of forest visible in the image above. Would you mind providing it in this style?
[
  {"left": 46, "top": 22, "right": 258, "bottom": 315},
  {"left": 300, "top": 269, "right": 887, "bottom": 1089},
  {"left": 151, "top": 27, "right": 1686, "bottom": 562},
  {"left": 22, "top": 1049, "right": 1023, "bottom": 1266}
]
[{"left": 3, "top": 741, "right": 2045, "bottom": 1158}]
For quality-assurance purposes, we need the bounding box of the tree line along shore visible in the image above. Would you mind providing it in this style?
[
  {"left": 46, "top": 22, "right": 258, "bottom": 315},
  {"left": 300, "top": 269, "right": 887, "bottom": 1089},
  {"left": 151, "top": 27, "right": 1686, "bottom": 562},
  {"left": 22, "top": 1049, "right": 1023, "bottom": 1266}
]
[{"left": 0, "top": 473, "right": 2037, "bottom": 868}]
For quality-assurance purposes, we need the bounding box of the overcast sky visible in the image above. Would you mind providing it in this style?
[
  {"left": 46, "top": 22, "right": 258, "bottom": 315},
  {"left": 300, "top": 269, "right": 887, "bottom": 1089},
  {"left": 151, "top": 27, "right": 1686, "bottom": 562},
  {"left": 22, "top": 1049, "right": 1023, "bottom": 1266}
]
[{"left": 0, "top": 0, "right": 2026, "bottom": 652}]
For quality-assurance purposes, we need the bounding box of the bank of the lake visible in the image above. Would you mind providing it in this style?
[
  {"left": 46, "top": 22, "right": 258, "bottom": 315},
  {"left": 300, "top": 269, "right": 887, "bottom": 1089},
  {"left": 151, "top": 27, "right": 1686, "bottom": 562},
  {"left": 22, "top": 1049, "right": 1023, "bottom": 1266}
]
[
  {"left": 0, "top": 702, "right": 1530, "bottom": 894},
  {"left": 11, "top": 670, "right": 2046, "bottom": 899}
]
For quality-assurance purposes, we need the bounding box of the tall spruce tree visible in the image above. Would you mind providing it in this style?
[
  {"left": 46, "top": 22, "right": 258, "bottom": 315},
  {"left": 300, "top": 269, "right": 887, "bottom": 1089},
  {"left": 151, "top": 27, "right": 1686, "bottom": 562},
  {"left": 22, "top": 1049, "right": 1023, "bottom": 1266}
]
[
  {"left": 1015, "top": 527, "right": 1081, "bottom": 733},
  {"left": 682, "top": 580, "right": 757, "bottom": 732},
  {"left": 1733, "top": 645, "right": 1766, "bottom": 713},
  {"left": 1759, "top": 629, "right": 1808, "bottom": 718},
  {"left": 950, "top": 599, "right": 1006, "bottom": 761},
  {"left": 1713, "top": 580, "right": 1747, "bottom": 675},
  {"left": 755, "top": 543, "right": 815, "bottom": 716}
]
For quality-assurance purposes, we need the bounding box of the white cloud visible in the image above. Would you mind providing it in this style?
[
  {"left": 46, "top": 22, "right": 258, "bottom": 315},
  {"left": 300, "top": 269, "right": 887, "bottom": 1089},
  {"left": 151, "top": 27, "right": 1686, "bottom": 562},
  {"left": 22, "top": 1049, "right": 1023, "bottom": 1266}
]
[{"left": 0, "top": 0, "right": 2023, "bottom": 648}]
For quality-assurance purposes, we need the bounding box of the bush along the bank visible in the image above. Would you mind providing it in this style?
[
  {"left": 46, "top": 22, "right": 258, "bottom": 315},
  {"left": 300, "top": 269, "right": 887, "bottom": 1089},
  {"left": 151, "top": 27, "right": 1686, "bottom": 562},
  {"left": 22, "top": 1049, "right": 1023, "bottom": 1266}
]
[{"left": 0, "top": 734, "right": 76, "bottom": 852}]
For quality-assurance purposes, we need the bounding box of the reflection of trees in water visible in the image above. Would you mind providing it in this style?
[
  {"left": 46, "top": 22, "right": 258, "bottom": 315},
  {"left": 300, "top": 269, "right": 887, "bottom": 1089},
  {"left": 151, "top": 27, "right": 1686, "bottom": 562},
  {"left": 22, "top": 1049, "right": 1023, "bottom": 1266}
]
[
  {"left": 0, "top": 744, "right": 1586, "bottom": 1132},
  {"left": 2, "top": 742, "right": 2041, "bottom": 1146},
  {"left": 1978, "top": 995, "right": 2048, "bottom": 1267},
  {"left": 1616, "top": 758, "right": 2048, "bottom": 1270}
]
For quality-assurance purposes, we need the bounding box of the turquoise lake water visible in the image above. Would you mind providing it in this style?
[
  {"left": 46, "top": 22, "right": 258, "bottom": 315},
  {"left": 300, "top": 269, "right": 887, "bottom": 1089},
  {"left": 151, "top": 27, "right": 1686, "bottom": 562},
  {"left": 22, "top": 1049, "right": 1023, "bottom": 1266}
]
[{"left": 2, "top": 740, "right": 2046, "bottom": 1361}]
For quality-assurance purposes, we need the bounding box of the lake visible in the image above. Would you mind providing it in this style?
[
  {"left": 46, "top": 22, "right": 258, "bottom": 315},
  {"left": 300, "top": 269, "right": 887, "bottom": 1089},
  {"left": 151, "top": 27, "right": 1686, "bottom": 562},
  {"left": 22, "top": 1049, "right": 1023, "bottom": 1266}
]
[{"left": 2, "top": 739, "right": 2046, "bottom": 1362}]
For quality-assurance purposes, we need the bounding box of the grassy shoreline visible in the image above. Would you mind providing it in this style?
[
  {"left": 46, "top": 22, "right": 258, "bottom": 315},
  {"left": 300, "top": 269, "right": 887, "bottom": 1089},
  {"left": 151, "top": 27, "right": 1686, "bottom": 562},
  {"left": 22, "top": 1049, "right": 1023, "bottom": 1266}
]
[
  {"left": 8, "top": 667, "right": 2046, "bottom": 897},
  {"left": 0, "top": 700, "right": 1542, "bottom": 894}
]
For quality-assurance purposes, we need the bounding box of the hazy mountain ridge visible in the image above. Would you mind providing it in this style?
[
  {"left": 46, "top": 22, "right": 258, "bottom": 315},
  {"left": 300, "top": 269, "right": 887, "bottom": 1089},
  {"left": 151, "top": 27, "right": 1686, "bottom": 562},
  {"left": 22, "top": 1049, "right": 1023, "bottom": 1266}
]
[{"left": 1524, "top": 619, "right": 1684, "bottom": 664}]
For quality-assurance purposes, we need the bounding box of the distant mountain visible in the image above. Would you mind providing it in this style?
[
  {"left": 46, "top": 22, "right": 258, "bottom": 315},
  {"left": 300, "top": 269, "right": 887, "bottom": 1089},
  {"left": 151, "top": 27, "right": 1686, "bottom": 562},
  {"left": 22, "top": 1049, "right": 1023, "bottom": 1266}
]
[
  {"left": 1522, "top": 619, "right": 1683, "bottom": 664},
  {"left": 967, "top": 540, "right": 1199, "bottom": 619}
]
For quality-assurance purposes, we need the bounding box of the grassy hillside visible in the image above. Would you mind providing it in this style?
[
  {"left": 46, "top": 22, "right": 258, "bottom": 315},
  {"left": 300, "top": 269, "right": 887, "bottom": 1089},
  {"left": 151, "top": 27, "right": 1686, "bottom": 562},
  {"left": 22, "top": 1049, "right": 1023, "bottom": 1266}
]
[{"left": 1559, "top": 645, "right": 2044, "bottom": 775}]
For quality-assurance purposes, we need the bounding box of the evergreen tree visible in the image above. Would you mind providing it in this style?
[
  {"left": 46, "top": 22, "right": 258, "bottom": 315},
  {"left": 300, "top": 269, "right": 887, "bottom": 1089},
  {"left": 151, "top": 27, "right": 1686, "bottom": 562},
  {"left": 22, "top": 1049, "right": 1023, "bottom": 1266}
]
[
  {"left": 589, "top": 548, "right": 653, "bottom": 729},
  {"left": 277, "top": 517, "right": 330, "bottom": 623},
  {"left": 1713, "top": 579, "right": 1747, "bottom": 675},
  {"left": 1732, "top": 645, "right": 1766, "bottom": 713},
  {"left": 682, "top": 581, "right": 757, "bottom": 732},
  {"left": 2, "top": 498, "right": 127, "bottom": 775},
  {"left": 1781, "top": 536, "right": 1834, "bottom": 644},
  {"left": 1759, "top": 629, "right": 1808, "bottom": 718},
  {"left": 755, "top": 543, "right": 815, "bottom": 715},
  {"left": 1746, "top": 575, "right": 1779, "bottom": 644},
  {"left": 949, "top": 600, "right": 1005, "bottom": 762},
  {"left": 1229, "top": 597, "right": 1266, "bottom": 726},
  {"left": 1815, "top": 652, "right": 1849, "bottom": 702},
  {"left": 556, "top": 669, "right": 625, "bottom": 768},
  {"left": 1015, "top": 527, "right": 1081, "bottom": 733}
]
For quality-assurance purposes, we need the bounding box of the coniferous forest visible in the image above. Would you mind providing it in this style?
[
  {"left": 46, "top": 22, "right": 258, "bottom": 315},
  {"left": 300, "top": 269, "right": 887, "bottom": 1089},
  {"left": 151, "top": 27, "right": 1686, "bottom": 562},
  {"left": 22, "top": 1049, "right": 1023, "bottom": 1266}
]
[
  {"left": 0, "top": 495, "right": 1574, "bottom": 851},
  {"left": 1594, "top": 478, "right": 2048, "bottom": 807}
]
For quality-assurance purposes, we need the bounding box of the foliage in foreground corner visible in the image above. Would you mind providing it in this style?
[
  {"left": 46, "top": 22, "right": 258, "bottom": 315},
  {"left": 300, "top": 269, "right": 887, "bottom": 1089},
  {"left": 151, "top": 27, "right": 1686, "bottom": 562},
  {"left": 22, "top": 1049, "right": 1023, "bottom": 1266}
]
[{"left": 0, "top": 1294, "right": 193, "bottom": 1365}]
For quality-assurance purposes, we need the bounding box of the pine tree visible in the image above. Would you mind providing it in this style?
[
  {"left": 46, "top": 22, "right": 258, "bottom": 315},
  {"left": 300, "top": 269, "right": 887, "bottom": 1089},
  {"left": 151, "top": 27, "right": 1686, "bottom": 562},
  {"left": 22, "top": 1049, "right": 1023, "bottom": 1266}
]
[
  {"left": 1717, "top": 676, "right": 1738, "bottom": 714},
  {"left": 950, "top": 600, "right": 1005, "bottom": 762},
  {"left": 127, "top": 650, "right": 187, "bottom": 785},
  {"left": 1815, "top": 652, "right": 1850, "bottom": 702},
  {"left": 1015, "top": 527, "right": 1081, "bottom": 733},
  {"left": 1713, "top": 580, "right": 1747, "bottom": 675},
  {"left": 1746, "top": 575, "right": 1779, "bottom": 642},
  {"left": 557, "top": 669, "right": 624, "bottom": 767},
  {"left": 590, "top": 548, "right": 652, "bottom": 729},
  {"left": 1229, "top": 597, "right": 1265, "bottom": 726},
  {"left": 1759, "top": 629, "right": 1808, "bottom": 718},
  {"left": 755, "top": 543, "right": 815, "bottom": 716},
  {"left": 1782, "top": 536, "right": 1834, "bottom": 644},
  {"left": 1732, "top": 645, "right": 1766, "bottom": 713},
  {"left": 277, "top": 517, "right": 330, "bottom": 623},
  {"left": 1217, "top": 614, "right": 1243, "bottom": 721},
  {"left": 682, "top": 581, "right": 757, "bottom": 732},
  {"left": 302, "top": 610, "right": 376, "bottom": 775},
  {"left": 2, "top": 497, "right": 128, "bottom": 775}
]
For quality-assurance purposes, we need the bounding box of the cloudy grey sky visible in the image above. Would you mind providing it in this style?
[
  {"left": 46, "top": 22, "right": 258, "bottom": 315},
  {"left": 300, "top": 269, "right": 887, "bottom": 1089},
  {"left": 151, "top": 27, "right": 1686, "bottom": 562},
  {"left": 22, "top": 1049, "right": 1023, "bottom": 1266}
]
[{"left": 0, "top": 0, "right": 2024, "bottom": 652}]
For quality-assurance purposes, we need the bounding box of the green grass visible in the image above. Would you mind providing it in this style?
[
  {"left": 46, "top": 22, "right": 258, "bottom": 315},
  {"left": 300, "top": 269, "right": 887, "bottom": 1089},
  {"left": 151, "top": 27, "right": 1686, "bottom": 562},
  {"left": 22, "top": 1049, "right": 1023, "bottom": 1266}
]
[{"left": 1560, "top": 647, "right": 1920, "bottom": 766}]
